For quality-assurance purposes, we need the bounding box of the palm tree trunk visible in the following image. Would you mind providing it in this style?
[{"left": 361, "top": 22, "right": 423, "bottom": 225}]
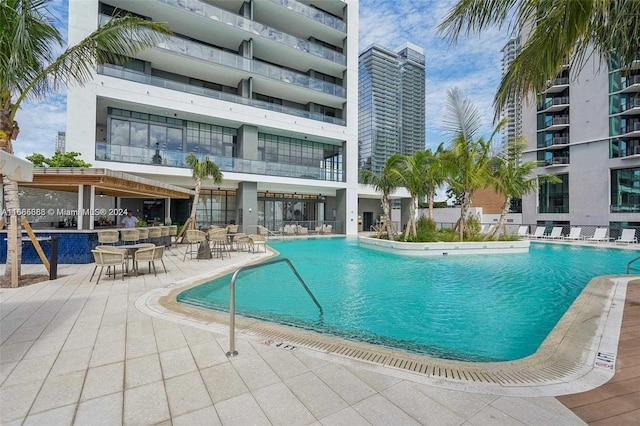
[
  {"left": 2, "top": 176, "right": 22, "bottom": 278},
  {"left": 428, "top": 190, "right": 435, "bottom": 220},
  {"left": 457, "top": 192, "right": 471, "bottom": 241},
  {"left": 404, "top": 197, "right": 417, "bottom": 241},
  {"left": 489, "top": 196, "right": 511, "bottom": 239},
  {"left": 381, "top": 195, "right": 397, "bottom": 241},
  {"left": 189, "top": 178, "right": 202, "bottom": 229}
]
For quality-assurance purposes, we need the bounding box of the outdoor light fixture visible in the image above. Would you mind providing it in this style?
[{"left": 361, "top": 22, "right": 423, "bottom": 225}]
[{"left": 98, "top": 192, "right": 105, "bottom": 198}]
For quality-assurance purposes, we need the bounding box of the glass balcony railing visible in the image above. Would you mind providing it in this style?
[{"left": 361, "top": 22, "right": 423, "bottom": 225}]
[
  {"left": 99, "top": 14, "right": 346, "bottom": 98},
  {"left": 264, "top": 0, "right": 346, "bottom": 33},
  {"left": 545, "top": 156, "right": 569, "bottom": 166},
  {"left": 623, "top": 75, "right": 640, "bottom": 89},
  {"left": 97, "top": 65, "right": 345, "bottom": 125},
  {"left": 537, "top": 96, "right": 569, "bottom": 111},
  {"left": 154, "top": 0, "right": 346, "bottom": 65},
  {"left": 95, "top": 143, "right": 345, "bottom": 182},
  {"left": 546, "top": 137, "right": 569, "bottom": 146}
]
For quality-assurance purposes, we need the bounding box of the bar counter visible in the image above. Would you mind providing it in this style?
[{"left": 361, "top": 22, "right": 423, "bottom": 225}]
[{"left": 0, "top": 229, "right": 101, "bottom": 264}]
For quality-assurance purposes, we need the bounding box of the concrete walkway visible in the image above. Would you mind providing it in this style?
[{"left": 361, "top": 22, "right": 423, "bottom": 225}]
[{"left": 1, "top": 244, "right": 588, "bottom": 425}]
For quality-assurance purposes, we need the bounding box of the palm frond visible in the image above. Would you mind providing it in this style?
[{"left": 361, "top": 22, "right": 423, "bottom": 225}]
[
  {"left": 437, "top": 0, "right": 520, "bottom": 44},
  {"left": 12, "top": 15, "right": 171, "bottom": 114},
  {"left": 443, "top": 87, "right": 483, "bottom": 141}
]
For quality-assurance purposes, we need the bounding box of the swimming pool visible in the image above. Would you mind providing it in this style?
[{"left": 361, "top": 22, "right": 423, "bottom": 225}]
[{"left": 177, "top": 238, "right": 627, "bottom": 362}]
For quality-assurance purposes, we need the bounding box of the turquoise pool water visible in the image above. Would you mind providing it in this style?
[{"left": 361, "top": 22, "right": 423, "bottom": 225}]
[{"left": 177, "top": 238, "right": 627, "bottom": 362}]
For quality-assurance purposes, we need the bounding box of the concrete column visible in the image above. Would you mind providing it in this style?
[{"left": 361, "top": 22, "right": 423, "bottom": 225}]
[
  {"left": 237, "top": 125, "right": 258, "bottom": 161},
  {"left": 336, "top": 188, "right": 358, "bottom": 235},
  {"left": 77, "top": 185, "right": 83, "bottom": 230},
  {"left": 165, "top": 198, "right": 171, "bottom": 223},
  {"left": 237, "top": 181, "right": 257, "bottom": 233}
]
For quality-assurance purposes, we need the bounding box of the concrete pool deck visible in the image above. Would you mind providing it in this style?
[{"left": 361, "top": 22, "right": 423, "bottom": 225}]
[{"left": 0, "top": 240, "right": 635, "bottom": 425}]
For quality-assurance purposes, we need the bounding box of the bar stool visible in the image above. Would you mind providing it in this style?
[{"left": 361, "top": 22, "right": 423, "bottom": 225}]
[
  {"left": 136, "top": 228, "right": 149, "bottom": 243},
  {"left": 120, "top": 229, "right": 140, "bottom": 245},
  {"left": 160, "top": 226, "right": 170, "bottom": 247},
  {"left": 148, "top": 227, "right": 162, "bottom": 246},
  {"left": 168, "top": 225, "right": 177, "bottom": 248},
  {"left": 183, "top": 229, "right": 206, "bottom": 261},
  {"left": 97, "top": 230, "right": 119, "bottom": 245}
]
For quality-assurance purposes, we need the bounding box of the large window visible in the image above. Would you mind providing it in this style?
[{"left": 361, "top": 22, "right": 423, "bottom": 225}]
[
  {"left": 194, "top": 189, "right": 237, "bottom": 227},
  {"left": 539, "top": 174, "right": 569, "bottom": 213},
  {"left": 611, "top": 168, "right": 640, "bottom": 212}
]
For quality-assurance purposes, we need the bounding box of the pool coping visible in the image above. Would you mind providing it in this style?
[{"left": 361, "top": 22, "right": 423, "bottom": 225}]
[
  {"left": 359, "top": 236, "right": 530, "bottom": 256},
  {"left": 136, "top": 247, "right": 630, "bottom": 397}
]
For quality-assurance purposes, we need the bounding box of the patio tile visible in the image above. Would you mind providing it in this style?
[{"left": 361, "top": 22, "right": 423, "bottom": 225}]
[
  {"left": 181, "top": 326, "right": 217, "bottom": 346},
  {"left": 125, "top": 335, "right": 158, "bottom": 359},
  {"left": 411, "top": 382, "right": 496, "bottom": 419},
  {"left": 319, "top": 407, "right": 372, "bottom": 426},
  {"left": 0, "top": 361, "right": 17, "bottom": 385},
  {"left": 22, "top": 335, "right": 66, "bottom": 359},
  {"left": 315, "top": 363, "right": 376, "bottom": 405},
  {"left": 285, "top": 371, "right": 348, "bottom": 419},
  {"left": 491, "top": 397, "right": 585, "bottom": 425},
  {"left": 165, "top": 371, "right": 213, "bottom": 417},
  {"left": 466, "top": 405, "right": 526, "bottom": 426},
  {"left": 49, "top": 347, "right": 92, "bottom": 376},
  {"left": 90, "top": 338, "right": 126, "bottom": 368},
  {"left": 154, "top": 326, "right": 188, "bottom": 352},
  {"left": 125, "top": 353, "right": 163, "bottom": 389},
  {"left": 30, "top": 370, "right": 85, "bottom": 414},
  {"left": 189, "top": 341, "right": 229, "bottom": 370},
  {"left": 253, "top": 382, "right": 316, "bottom": 425},
  {"left": 159, "top": 346, "right": 198, "bottom": 379},
  {"left": 0, "top": 381, "right": 42, "bottom": 423},
  {"left": 231, "top": 353, "right": 281, "bottom": 391},
  {"left": 345, "top": 366, "right": 402, "bottom": 392},
  {"left": 172, "top": 406, "right": 222, "bottom": 426},
  {"left": 353, "top": 394, "right": 420, "bottom": 426},
  {"left": 61, "top": 330, "right": 98, "bottom": 352},
  {"left": 215, "top": 392, "right": 270, "bottom": 426},
  {"left": 75, "top": 392, "right": 123, "bottom": 426},
  {"left": 3, "top": 353, "right": 56, "bottom": 387},
  {"left": 293, "top": 351, "right": 330, "bottom": 370},
  {"left": 123, "top": 380, "right": 170, "bottom": 426},
  {"left": 381, "top": 381, "right": 465, "bottom": 425},
  {"left": 0, "top": 340, "right": 35, "bottom": 364},
  {"left": 22, "top": 404, "right": 76, "bottom": 426},
  {"left": 81, "top": 361, "right": 124, "bottom": 401},
  {"left": 261, "top": 347, "right": 310, "bottom": 380},
  {"left": 200, "top": 362, "right": 249, "bottom": 404}
]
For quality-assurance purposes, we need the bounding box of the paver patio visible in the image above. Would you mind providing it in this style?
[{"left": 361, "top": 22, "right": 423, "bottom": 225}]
[{"left": 0, "top": 240, "right": 620, "bottom": 425}]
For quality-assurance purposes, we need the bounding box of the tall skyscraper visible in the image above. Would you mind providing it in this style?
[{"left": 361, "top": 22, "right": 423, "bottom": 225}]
[
  {"left": 55, "top": 131, "right": 66, "bottom": 153},
  {"left": 500, "top": 36, "right": 522, "bottom": 147},
  {"left": 66, "top": 0, "right": 359, "bottom": 234},
  {"left": 358, "top": 42, "right": 425, "bottom": 175}
]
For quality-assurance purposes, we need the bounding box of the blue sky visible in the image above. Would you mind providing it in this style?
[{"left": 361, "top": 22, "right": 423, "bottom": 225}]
[{"left": 14, "top": 0, "right": 508, "bottom": 159}]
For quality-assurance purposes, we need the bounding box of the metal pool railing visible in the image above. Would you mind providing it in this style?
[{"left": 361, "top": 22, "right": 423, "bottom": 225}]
[
  {"left": 225, "top": 258, "right": 323, "bottom": 357},
  {"left": 627, "top": 255, "right": 640, "bottom": 274}
]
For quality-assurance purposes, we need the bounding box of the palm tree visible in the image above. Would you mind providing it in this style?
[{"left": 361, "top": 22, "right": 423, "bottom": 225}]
[
  {"left": 441, "top": 88, "right": 500, "bottom": 241},
  {"left": 359, "top": 155, "right": 402, "bottom": 240},
  {"left": 0, "top": 0, "right": 170, "bottom": 280},
  {"left": 487, "top": 138, "right": 559, "bottom": 238},
  {"left": 389, "top": 151, "right": 431, "bottom": 241},
  {"left": 438, "top": 0, "right": 640, "bottom": 117},
  {"left": 185, "top": 153, "right": 223, "bottom": 229},
  {"left": 423, "top": 144, "right": 448, "bottom": 221}
]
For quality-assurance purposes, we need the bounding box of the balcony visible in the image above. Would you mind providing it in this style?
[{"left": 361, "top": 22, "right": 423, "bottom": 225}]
[
  {"left": 537, "top": 96, "right": 569, "bottom": 113},
  {"left": 619, "top": 122, "right": 640, "bottom": 138},
  {"left": 263, "top": 0, "right": 346, "bottom": 33},
  {"left": 95, "top": 143, "right": 345, "bottom": 182},
  {"left": 155, "top": 34, "right": 346, "bottom": 98},
  {"left": 538, "top": 116, "right": 570, "bottom": 132},
  {"left": 544, "top": 156, "right": 569, "bottom": 167},
  {"left": 621, "top": 75, "right": 640, "bottom": 93},
  {"left": 621, "top": 145, "right": 640, "bottom": 159},
  {"left": 541, "top": 77, "right": 570, "bottom": 94},
  {"left": 97, "top": 65, "right": 345, "bottom": 125},
  {"left": 154, "top": 0, "right": 346, "bottom": 66},
  {"left": 545, "top": 136, "right": 569, "bottom": 149},
  {"left": 617, "top": 98, "right": 640, "bottom": 116}
]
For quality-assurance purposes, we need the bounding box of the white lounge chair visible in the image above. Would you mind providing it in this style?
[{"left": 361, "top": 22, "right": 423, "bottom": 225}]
[
  {"left": 563, "top": 227, "right": 583, "bottom": 241},
  {"left": 587, "top": 228, "right": 610, "bottom": 243},
  {"left": 615, "top": 229, "right": 638, "bottom": 244},
  {"left": 527, "top": 226, "right": 545, "bottom": 239},
  {"left": 544, "top": 226, "right": 563, "bottom": 239},
  {"left": 516, "top": 225, "right": 529, "bottom": 237}
]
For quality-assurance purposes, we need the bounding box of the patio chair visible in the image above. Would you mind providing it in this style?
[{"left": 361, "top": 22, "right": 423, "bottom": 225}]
[
  {"left": 587, "top": 227, "right": 610, "bottom": 243},
  {"left": 183, "top": 229, "right": 206, "bottom": 261},
  {"left": 526, "top": 226, "right": 545, "bottom": 239},
  {"left": 544, "top": 226, "right": 563, "bottom": 239},
  {"left": 160, "top": 226, "right": 170, "bottom": 246},
  {"left": 136, "top": 228, "right": 149, "bottom": 243},
  {"left": 134, "top": 246, "right": 156, "bottom": 275},
  {"left": 516, "top": 225, "right": 529, "bottom": 237},
  {"left": 208, "top": 228, "right": 231, "bottom": 259},
  {"left": 152, "top": 245, "right": 168, "bottom": 275},
  {"left": 615, "top": 229, "right": 638, "bottom": 244},
  {"left": 563, "top": 227, "right": 583, "bottom": 241},
  {"left": 234, "top": 233, "right": 251, "bottom": 251},
  {"left": 249, "top": 234, "right": 267, "bottom": 253},
  {"left": 90, "top": 249, "right": 126, "bottom": 284}
]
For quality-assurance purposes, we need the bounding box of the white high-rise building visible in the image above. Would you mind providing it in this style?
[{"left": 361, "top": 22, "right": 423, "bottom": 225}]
[
  {"left": 500, "top": 36, "right": 522, "bottom": 147},
  {"left": 67, "top": 0, "right": 359, "bottom": 234}
]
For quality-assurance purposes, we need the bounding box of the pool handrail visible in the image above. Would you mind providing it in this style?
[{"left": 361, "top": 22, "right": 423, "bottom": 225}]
[
  {"left": 226, "top": 257, "right": 323, "bottom": 357},
  {"left": 627, "top": 255, "right": 640, "bottom": 274}
]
